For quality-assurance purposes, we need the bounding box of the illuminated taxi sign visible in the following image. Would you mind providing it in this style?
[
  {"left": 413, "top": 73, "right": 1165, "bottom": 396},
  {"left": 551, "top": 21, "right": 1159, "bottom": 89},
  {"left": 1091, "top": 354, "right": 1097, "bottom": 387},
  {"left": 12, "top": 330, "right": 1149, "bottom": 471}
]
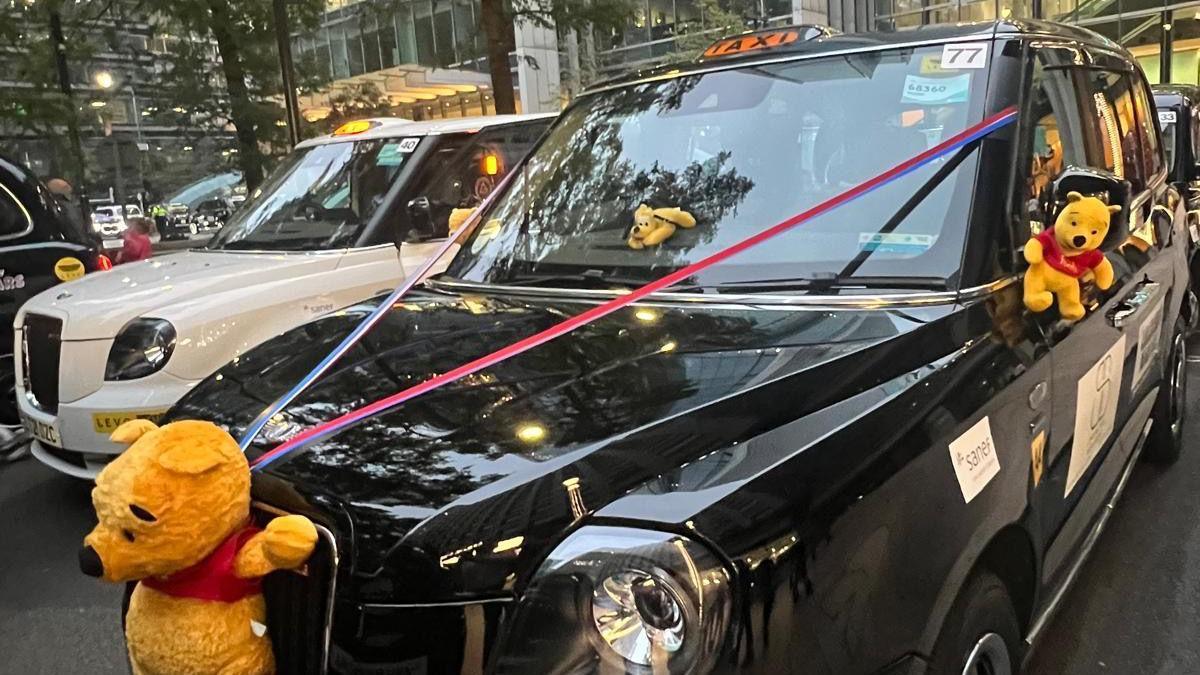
[
  {"left": 482, "top": 153, "right": 500, "bottom": 176},
  {"left": 332, "top": 119, "right": 378, "bottom": 136},
  {"left": 702, "top": 29, "right": 800, "bottom": 59}
]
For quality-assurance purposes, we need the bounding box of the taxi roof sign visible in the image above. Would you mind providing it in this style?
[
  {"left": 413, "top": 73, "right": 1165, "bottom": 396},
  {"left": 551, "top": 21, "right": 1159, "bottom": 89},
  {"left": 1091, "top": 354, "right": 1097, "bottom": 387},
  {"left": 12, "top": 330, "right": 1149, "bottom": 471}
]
[
  {"left": 332, "top": 119, "right": 379, "bottom": 136},
  {"left": 700, "top": 24, "right": 833, "bottom": 60}
]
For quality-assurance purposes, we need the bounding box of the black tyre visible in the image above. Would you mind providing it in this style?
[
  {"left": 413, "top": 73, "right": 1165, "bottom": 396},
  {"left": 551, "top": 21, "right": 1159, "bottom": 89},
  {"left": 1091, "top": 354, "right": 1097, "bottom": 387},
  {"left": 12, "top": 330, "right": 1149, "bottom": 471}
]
[
  {"left": 1144, "top": 320, "right": 1187, "bottom": 465},
  {"left": 929, "top": 571, "right": 1021, "bottom": 675}
]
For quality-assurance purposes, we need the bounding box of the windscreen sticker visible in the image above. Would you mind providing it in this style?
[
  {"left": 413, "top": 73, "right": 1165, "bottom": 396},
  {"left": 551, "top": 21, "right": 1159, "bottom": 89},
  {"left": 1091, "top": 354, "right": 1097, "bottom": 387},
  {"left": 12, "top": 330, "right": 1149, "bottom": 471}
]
[
  {"left": 1159, "top": 110, "right": 1177, "bottom": 125},
  {"left": 379, "top": 138, "right": 420, "bottom": 165},
  {"left": 948, "top": 416, "right": 1001, "bottom": 503},
  {"left": 1132, "top": 296, "right": 1165, "bottom": 392},
  {"left": 1066, "top": 335, "right": 1126, "bottom": 497},
  {"left": 901, "top": 74, "right": 971, "bottom": 105},
  {"left": 920, "top": 56, "right": 947, "bottom": 75},
  {"left": 859, "top": 232, "right": 935, "bottom": 254},
  {"left": 940, "top": 42, "right": 988, "bottom": 69}
]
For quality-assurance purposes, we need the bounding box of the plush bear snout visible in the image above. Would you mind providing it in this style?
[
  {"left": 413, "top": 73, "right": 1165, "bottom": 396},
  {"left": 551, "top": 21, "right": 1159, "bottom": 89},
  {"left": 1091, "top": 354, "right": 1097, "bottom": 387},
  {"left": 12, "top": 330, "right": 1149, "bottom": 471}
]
[
  {"left": 1072, "top": 234, "right": 1087, "bottom": 248},
  {"left": 79, "top": 545, "right": 103, "bottom": 578}
]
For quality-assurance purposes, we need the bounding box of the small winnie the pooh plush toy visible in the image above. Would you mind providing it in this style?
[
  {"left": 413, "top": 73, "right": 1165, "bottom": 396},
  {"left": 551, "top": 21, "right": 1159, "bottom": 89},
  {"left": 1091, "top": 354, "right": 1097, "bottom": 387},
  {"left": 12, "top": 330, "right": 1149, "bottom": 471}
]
[
  {"left": 1023, "top": 191, "right": 1120, "bottom": 322},
  {"left": 80, "top": 419, "right": 318, "bottom": 675},
  {"left": 627, "top": 203, "right": 697, "bottom": 249}
]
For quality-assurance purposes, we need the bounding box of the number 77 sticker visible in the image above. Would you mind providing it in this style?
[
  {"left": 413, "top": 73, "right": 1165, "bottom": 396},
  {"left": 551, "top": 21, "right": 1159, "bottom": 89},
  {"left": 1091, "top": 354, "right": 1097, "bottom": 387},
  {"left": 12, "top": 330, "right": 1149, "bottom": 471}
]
[{"left": 940, "top": 42, "right": 988, "bottom": 69}]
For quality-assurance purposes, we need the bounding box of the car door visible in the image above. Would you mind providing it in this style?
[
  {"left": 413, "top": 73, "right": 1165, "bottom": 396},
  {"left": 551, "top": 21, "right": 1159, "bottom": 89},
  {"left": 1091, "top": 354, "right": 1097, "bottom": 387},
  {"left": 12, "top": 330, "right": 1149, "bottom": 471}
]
[{"left": 1023, "top": 47, "right": 1178, "bottom": 585}]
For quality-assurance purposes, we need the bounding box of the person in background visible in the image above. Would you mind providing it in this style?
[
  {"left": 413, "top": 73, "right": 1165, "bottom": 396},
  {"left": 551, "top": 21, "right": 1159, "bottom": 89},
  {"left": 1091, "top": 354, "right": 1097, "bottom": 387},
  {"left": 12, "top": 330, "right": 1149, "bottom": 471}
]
[
  {"left": 45, "top": 177, "right": 97, "bottom": 245},
  {"left": 150, "top": 202, "right": 168, "bottom": 234},
  {"left": 116, "top": 216, "right": 153, "bottom": 264}
]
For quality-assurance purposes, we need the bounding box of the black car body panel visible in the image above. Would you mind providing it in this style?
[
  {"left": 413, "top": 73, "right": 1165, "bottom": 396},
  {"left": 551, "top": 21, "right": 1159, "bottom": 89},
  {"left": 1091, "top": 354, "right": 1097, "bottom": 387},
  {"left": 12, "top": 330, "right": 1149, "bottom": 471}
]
[
  {"left": 0, "top": 155, "right": 105, "bottom": 423},
  {"left": 164, "top": 20, "right": 1188, "bottom": 674}
]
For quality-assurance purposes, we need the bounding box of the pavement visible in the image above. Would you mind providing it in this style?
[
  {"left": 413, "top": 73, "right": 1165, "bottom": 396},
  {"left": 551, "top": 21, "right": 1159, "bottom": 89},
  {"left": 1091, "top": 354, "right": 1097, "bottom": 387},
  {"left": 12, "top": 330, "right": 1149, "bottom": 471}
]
[{"left": 0, "top": 364, "right": 1198, "bottom": 673}]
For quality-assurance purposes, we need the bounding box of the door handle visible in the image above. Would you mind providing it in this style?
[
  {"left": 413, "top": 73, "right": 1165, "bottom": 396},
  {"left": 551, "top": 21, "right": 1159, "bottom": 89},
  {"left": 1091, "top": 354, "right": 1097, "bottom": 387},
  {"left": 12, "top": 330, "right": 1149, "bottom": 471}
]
[{"left": 1107, "top": 281, "right": 1161, "bottom": 328}]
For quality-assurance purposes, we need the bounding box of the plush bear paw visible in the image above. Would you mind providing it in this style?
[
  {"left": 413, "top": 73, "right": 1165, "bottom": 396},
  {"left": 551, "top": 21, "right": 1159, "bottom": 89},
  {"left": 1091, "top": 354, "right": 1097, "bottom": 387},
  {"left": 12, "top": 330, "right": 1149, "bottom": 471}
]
[
  {"left": 1060, "top": 303, "right": 1086, "bottom": 322},
  {"left": 263, "top": 515, "right": 318, "bottom": 569},
  {"left": 1024, "top": 292, "right": 1054, "bottom": 313}
]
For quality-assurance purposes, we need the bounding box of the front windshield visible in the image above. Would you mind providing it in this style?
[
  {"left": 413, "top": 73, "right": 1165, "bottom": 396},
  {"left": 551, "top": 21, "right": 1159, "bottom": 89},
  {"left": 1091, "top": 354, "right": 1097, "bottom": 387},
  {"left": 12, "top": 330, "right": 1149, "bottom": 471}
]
[
  {"left": 208, "top": 137, "right": 415, "bottom": 251},
  {"left": 446, "top": 44, "right": 989, "bottom": 290}
]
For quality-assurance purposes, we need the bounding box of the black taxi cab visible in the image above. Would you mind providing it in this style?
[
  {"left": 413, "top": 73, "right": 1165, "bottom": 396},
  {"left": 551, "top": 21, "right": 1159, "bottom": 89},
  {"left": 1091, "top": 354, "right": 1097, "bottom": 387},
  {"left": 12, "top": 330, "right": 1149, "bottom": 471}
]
[
  {"left": 159, "top": 20, "right": 1188, "bottom": 674},
  {"left": 0, "top": 156, "right": 108, "bottom": 435},
  {"left": 1152, "top": 83, "right": 1200, "bottom": 301}
]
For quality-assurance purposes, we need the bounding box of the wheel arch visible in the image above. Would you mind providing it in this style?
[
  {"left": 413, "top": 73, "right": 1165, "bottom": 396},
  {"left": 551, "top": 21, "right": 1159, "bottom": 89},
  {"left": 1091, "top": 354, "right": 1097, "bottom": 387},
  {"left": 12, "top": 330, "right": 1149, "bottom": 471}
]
[{"left": 973, "top": 523, "right": 1039, "bottom": 637}]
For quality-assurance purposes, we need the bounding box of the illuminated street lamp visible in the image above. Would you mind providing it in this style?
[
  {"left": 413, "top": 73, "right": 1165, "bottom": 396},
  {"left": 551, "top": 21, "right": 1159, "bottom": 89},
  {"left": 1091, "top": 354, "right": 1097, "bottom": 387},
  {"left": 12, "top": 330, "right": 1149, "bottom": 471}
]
[
  {"left": 93, "top": 69, "right": 147, "bottom": 211},
  {"left": 94, "top": 71, "right": 115, "bottom": 90}
]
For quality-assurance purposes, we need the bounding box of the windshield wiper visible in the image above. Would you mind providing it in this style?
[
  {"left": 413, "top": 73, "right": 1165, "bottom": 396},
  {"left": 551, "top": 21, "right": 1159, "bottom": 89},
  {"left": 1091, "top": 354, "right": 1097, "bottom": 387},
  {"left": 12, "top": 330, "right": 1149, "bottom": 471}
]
[
  {"left": 710, "top": 274, "right": 948, "bottom": 292},
  {"left": 506, "top": 271, "right": 684, "bottom": 290}
]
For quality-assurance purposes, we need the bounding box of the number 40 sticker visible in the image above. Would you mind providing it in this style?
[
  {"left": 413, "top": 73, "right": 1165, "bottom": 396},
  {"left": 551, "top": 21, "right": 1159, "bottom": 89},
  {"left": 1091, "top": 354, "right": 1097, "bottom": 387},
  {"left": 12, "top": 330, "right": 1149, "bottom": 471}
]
[{"left": 941, "top": 42, "right": 988, "bottom": 69}]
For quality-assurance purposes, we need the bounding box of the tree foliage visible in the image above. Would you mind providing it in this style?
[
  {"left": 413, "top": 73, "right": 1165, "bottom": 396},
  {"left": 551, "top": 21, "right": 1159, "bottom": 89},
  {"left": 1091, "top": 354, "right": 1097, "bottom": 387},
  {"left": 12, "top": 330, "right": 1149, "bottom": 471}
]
[{"left": 142, "top": 0, "right": 326, "bottom": 190}]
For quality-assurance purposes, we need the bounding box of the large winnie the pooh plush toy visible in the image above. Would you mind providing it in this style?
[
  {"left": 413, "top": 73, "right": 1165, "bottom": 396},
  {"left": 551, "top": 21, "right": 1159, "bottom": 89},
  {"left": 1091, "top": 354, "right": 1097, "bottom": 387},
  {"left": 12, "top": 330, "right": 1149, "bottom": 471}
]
[
  {"left": 1023, "top": 191, "right": 1120, "bottom": 322},
  {"left": 80, "top": 419, "right": 317, "bottom": 675}
]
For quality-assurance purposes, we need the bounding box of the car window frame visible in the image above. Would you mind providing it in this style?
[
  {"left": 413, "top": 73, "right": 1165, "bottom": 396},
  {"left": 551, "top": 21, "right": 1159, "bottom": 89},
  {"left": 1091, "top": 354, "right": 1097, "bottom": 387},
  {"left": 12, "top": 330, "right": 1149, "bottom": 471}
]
[{"left": 0, "top": 179, "right": 35, "bottom": 241}]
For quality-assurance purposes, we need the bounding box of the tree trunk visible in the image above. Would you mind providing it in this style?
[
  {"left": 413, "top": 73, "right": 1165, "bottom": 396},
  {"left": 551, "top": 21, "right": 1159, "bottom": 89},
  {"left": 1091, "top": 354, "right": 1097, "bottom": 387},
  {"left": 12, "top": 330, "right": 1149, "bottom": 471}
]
[
  {"left": 205, "top": 0, "right": 265, "bottom": 190},
  {"left": 479, "top": 0, "right": 517, "bottom": 114}
]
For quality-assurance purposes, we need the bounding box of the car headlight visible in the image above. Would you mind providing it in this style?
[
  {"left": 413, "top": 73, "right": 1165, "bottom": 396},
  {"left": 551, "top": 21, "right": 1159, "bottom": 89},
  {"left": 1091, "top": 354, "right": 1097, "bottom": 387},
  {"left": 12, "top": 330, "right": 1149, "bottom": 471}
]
[
  {"left": 494, "top": 526, "right": 732, "bottom": 674},
  {"left": 105, "top": 318, "right": 176, "bottom": 380}
]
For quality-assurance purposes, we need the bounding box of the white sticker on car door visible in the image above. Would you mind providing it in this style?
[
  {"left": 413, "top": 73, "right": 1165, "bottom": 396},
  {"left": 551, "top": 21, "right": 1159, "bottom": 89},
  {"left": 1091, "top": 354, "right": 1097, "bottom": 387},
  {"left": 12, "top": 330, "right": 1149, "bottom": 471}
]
[
  {"left": 1132, "top": 298, "right": 1165, "bottom": 392},
  {"left": 948, "top": 416, "right": 1001, "bottom": 504},
  {"left": 1066, "top": 336, "right": 1126, "bottom": 497}
]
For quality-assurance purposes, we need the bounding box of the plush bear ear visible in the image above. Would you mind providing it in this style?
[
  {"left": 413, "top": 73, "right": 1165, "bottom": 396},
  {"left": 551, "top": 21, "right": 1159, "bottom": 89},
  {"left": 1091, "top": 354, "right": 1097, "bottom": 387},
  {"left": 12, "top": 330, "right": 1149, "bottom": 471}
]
[
  {"left": 1066, "top": 191, "right": 1084, "bottom": 203},
  {"left": 110, "top": 419, "right": 159, "bottom": 445},
  {"left": 1108, "top": 204, "right": 1122, "bottom": 214},
  {"left": 156, "top": 442, "right": 231, "bottom": 475}
]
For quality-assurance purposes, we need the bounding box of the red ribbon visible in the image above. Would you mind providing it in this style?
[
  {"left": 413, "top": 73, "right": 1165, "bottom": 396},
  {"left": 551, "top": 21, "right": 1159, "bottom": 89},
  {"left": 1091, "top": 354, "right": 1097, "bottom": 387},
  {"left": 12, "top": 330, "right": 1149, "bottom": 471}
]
[{"left": 252, "top": 106, "right": 1018, "bottom": 470}]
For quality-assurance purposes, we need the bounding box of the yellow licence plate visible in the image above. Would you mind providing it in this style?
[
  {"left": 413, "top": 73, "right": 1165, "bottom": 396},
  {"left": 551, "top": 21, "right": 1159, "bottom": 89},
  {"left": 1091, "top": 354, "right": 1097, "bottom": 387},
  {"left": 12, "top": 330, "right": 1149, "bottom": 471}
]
[{"left": 92, "top": 411, "right": 167, "bottom": 434}]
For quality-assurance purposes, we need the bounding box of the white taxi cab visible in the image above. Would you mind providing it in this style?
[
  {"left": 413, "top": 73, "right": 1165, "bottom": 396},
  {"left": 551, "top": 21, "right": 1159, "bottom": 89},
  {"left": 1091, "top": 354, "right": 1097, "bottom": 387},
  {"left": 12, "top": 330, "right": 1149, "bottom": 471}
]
[{"left": 16, "top": 113, "right": 553, "bottom": 477}]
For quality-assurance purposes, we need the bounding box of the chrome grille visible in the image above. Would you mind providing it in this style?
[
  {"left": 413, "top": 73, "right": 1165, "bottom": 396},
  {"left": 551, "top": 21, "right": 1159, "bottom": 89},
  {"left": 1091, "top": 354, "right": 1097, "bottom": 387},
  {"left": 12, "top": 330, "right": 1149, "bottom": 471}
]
[
  {"left": 23, "top": 313, "right": 61, "bottom": 413},
  {"left": 255, "top": 505, "right": 339, "bottom": 674}
]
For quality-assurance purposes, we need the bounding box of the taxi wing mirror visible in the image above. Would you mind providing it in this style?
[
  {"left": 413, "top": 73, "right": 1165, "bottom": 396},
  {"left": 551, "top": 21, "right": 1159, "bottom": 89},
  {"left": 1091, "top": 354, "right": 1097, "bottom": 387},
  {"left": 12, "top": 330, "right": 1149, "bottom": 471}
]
[
  {"left": 1051, "top": 167, "right": 1131, "bottom": 251},
  {"left": 404, "top": 196, "right": 449, "bottom": 244}
]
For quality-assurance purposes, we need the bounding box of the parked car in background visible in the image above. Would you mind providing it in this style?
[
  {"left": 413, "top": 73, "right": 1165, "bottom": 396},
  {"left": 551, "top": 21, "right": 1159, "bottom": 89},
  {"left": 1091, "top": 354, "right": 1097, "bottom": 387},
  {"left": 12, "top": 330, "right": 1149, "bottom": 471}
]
[
  {"left": 157, "top": 202, "right": 193, "bottom": 241},
  {"left": 90, "top": 205, "right": 128, "bottom": 238},
  {"left": 0, "top": 155, "right": 111, "bottom": 444},
  {"left": 164, "top": 21, "right": 1189, "bottom": 675},
  {"left": 1152, "top": 83, "right": 1200, "bottom": 312},
  {"left": 187, "top": 197, "right": 231, "bottom": 233},
  {"left": 17, "top": 112, "right": 554, "bottom": 478}
]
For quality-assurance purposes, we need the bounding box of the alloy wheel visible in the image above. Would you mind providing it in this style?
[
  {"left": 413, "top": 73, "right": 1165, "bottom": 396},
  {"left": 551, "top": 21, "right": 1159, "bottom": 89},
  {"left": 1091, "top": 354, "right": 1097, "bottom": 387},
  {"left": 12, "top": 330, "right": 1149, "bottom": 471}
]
[{"left": 961, "top": 632, "right": 1012, "bottom": 675}]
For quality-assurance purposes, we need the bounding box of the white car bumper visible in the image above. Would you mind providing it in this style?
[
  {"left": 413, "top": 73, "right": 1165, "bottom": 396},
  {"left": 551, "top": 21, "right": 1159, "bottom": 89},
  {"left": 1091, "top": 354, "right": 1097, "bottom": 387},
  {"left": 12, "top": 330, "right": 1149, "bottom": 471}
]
[{"left": 19, "top": 372, "right": 196, "bottom": 479}]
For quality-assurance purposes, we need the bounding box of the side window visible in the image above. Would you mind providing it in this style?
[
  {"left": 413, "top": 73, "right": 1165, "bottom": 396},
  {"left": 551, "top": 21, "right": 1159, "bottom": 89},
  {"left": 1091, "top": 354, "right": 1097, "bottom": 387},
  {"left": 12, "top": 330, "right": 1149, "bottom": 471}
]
[
  {"left": 1193, "top": 108, "right": 1200, "bottom": 170},
  {"left": 1019, "top": 51, "right": 1091, "bottom": 237},
  {"left": 1132, "top": 80, "right": 1164, "bottom": 180},
  {"left": 1083, "top": 69, "right": 1158, "bottom": 192},
  {"left": 0, "top": 184, "right": 32, "bottom": 238}
]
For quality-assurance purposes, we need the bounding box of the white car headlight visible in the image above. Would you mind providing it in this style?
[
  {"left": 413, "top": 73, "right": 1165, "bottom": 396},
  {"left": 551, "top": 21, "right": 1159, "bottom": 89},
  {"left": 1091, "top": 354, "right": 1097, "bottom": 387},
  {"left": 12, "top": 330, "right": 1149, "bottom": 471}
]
[
  {"left": 105, "top": 318, "right": 176, "bottom": 381},
  {"left": 494, "top": 526, "right": 732, "bottom": 674}
]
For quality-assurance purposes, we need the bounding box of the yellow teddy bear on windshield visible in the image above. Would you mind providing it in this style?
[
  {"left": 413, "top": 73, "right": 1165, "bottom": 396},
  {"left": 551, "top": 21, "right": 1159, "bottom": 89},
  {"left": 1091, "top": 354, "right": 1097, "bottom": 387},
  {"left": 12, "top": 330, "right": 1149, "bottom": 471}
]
[
  {"left": 627, "top": 204, "right": 697, "bottom": 249},
  {"left": 1023, "top": 191, "right": 1119, "bottom": 322}
]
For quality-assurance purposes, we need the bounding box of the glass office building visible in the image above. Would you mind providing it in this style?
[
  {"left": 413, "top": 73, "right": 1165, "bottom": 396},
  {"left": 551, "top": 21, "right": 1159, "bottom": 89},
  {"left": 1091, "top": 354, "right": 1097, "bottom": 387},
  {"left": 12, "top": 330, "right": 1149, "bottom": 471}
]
[{"left": 867, "top": 0, "right": 1200, "bottom": 84}]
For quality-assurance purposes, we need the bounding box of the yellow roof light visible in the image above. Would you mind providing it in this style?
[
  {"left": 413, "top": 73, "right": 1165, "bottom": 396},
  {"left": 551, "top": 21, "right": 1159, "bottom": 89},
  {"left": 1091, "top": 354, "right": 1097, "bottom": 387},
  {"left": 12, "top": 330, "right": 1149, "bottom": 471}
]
[
  {"left": 483, "top": 153, "right": 500, "bottom": 176},
  {"left": 333, "top": 119, "right": 377, "bottom": 136}
]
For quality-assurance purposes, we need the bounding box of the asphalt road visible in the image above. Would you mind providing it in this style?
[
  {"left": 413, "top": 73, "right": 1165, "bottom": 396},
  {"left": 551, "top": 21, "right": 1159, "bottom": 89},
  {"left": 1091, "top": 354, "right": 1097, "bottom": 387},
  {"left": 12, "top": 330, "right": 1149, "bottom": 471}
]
[{"left": 0, "top": 366, "right": 1198, "bottom": 674}]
